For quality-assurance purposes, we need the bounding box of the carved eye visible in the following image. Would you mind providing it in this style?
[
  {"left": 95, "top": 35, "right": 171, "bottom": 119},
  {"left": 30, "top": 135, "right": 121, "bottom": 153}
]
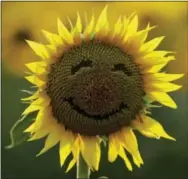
[
  {"left": 71, "top": 59, "right": 93, "bottom": 75},
  {"left": 112, "top": 63, "right": 132, "bottom": 76}
]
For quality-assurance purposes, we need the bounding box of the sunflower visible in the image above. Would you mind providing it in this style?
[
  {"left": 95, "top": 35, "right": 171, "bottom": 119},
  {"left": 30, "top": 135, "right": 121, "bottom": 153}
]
[{"left": 22, "top": 6, "right": 183, "bottom": 172}]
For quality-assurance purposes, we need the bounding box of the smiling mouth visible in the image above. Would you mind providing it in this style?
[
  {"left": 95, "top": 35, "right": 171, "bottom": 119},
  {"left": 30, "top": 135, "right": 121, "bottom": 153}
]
[{"left": 64, "top": 97, "right": 129, "bottom": 120}]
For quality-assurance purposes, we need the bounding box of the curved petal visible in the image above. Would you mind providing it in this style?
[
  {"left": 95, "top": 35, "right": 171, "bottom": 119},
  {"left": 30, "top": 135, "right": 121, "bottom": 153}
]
[
  {"left": 36, "top": 131, "right": 61, "bottom": 156},
  {"left": 118, "top": 146, "right": 133, "bottom": 171},
  {"left": 26, "top": 40, "right": 49, "bottom": 59},
  {"left": 125, "top": 15, "right": 138, "bottom": 40},
  {"left": 25, "top": 61, "right": 47, "bottom": 75},
  {"left": 150, "top": 82, "right": 182, "bottom": 92},
  {"left": 108, "top": 135, "right": 119, "bottom": 162},
  {"left": 79, "top": 136, "right": 101, "bottom": 171},
  {"left": 66, "top": 137, "right": 80, "bottom": 172},
  {"left": 112, "top": 16, "right": 123, "bottom": 38},
  {"left": 95, "top": 5, "right": 109, "bottom": 33},
  {"left": 59, "top": 131, "right": 74, "bottom": 166},
  {"left": 152, "top": 73, "right": 184, "bottom": 82},
  {"left": 74, "top": 12, "right": 82, "bottom": 35},
  {"left": 119, "top": 128, "right": 143, "bottom": 167},
  {"left": 42, "top": 30, "right": 63, "bottom": 47},
  {"left": 21, "top": 90, "right": 39, "bottom": 101},
  {"left": 57, "top": 18, "right": 74, "bottom": 44},
  {"left": 28, "top": 127, "right": 49, "bottom": 141},
  {"left": 127, "top": 23, "right": 156, "bottom": 47},
  {"left": 148, "top": 91, "right": 177, "bottom": 109},
  {"left": 25, "top": 75, "right": 45, "bottom": 88},
  {"left": 140, "top": 36, "right": 165, "bottom": 52},
  {"left": 83, "top": 13, "right": 95, "bottom": 38},
  {"left": 132, "top": 115, "right": 176, "bottom": 141}
]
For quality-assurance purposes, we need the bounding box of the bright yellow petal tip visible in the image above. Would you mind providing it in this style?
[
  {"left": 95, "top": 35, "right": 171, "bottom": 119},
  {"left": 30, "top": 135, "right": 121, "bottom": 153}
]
[
  {"left": 132, "top": 115, "right": 176, "bottom": 141},
  {"left": 95, "top": 5, "right": 108, "bottom": 33},
  {"left": 57, "top": 18, "right": 74, "bottom": 44},
  {"left": 141, "top": 36, "right": 165, "bottom": 52},
  {"left": 148, "top": 91, "right": 177, "bottom": 109},
  {"left": 26, "top": 40, "right": 49, "bottom": 59}
]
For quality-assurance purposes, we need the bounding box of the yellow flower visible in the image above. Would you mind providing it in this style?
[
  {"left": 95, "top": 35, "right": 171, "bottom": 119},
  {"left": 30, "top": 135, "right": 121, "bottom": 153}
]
[{"left": 22, "top": 6, "right": 183, "bottom": 172}]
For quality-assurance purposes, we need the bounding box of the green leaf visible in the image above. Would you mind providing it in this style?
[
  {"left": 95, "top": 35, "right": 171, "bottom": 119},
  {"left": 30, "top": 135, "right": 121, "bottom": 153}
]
[{"left": 5, "top": 115, "right": 34, "bottom": 149}]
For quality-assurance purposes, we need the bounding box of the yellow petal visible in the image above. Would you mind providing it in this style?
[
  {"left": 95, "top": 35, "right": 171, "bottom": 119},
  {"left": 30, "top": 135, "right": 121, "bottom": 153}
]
[
  {"left": 66, "top": 16, "right": 74, "bottom": 34},
  {"left": 137, "top": 130, "right": 161, "bottom": 139},
  {"left": 22, "top": 103, "right": 41, "bottom": 116},
  {"left": 153, "top": 73, "right": 184, "bottom": 82},
  {"left": 57, "top": 18, "right": 74, "bottom": 44},
  {"left": 139, "top": 56, "right": 174, "bottom": 68},
  {"left": 28, "top": 127, "right": 49, "bottom": 141},
  {"left": 35, "top": 109, "right": 55, "bottom": 133},
  {"left": 46, "top": 44, "right": 56, "bottom": 52},
  {"left": 21, "top": 90, "right": 39, "bottom": 101},
  {"left": 120, "top": 15, "right": 128, "bottom": 37},
  {"left": 59, "top": 131, "right": 74, "bottom": 166},
  {"left": 128, "top": 24, "right": 156, "bottom": 46},
  {"left": 42, "top": 30, "right": 63, "bottom": 46},
  {"left": 141, "top": 36, "right": 165, "bottom": 52},
  {"left": 137, "top": 23, "right": 156, "bottom": 45},
  {"left": 32, "top": 93, "right": 49, "bottom": 105},
  {"left": 121, "top": 12, "right": 136, "bottom": 38},
  {"left": 74, "top": 12, "right": 82, "bottom": 34},
  {"left": 83, "top": 13, "right": 95, "bottom": 38},
  {"left": 125, "top": 15, "right": 138, "bottom": 40},
  {"left": 148, "top": 91, "right": 177, "bottom": 108},
  {"left": 24, "top": 123, "right": 35, "bottom": 133},
  {"left": 25, "top": 61, "right": 47, "bottom": 75},
  {"left": 108, "top": 135, "right": 119, "bottom": 162},
  {"left": 66, "top": 137, "right": 80, "bottom": 172},
  {"left": 151, "top": 82, "right": 182, "bottom": 92},
  {"left": 84, "top": 11, "right": 88, "bottom": 25},
  {"left": 26, "top": 40, "right": 49, "bottom": 59},
  {"left": 132, "top": 115, "right": 176, "bottom": 141},
  {"left": 80, "top": 136, "right": 101, "bottom": 171},
  {"left": 119, "top": 128, "right": 143, "bottom": 166},
  {"left": 66, "top": 159, "right": 77, "bottom": 173},
  {"left": 37, "top": 128, "right": 62, "bottom": 156},
  {"left": 113, "top": 16, "right": 123, "bottom": 37},
  {"left": 118, "top": 146, "right": 133, "bottom": 171},
  {"left": 95, "top": 5, "right": 108, "bottom": 33},
  {"left": 148, "top": 62, "right": 169, "bottom": 73},
  {"left": 25, "top": 75, "right": 45, "bottom": 87},
  {"left": 22, "top": 94, "right": 50, "bottom": 116},
  {"left": 148, "top": 56, "right": 176, "bottom": 73},
  {"left": 144, "top": 51, "right": 175, "bottom": 58}
]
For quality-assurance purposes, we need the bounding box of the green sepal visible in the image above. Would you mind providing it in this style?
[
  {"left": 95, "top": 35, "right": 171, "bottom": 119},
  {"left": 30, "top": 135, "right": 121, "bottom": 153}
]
[
  {"left": 5, "top": 114, "right": 35, "bottom": 149},
  {"left": 90, "top": 33, "right": 95, "bottom": 40},
  {"left": 100, "top": 135, "right": 108, "bottom": 146}
]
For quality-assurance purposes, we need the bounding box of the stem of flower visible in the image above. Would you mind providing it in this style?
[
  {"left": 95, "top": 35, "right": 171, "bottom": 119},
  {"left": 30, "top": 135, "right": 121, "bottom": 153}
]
[{"left": 77, "top": 154, "right": 90, "bottom": 179}]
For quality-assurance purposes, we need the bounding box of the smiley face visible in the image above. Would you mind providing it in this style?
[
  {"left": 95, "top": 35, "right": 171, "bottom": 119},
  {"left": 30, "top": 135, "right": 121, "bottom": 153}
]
[{"left": 46, "top": 40, "right": 145, "bottom": 136}]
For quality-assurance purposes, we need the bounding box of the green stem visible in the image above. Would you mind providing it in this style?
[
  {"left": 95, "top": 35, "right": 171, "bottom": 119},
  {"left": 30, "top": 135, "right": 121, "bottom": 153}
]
[{"left": 77, "top": 154, "right": 90, "bottom": 179}]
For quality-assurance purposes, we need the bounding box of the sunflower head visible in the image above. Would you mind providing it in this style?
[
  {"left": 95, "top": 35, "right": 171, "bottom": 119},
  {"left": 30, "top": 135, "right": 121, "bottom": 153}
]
[
  {"left": 46, "top": 38, "right": 145, "bottom": 136},
  {"left": 22, "top": 5, "right": 183, "bottom": 172}
]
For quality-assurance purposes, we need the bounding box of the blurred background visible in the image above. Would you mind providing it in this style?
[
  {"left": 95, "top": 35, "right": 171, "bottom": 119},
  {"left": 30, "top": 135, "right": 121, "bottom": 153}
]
[{"left": 2, "top": 2, "right": 188, "bottom": 179}]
